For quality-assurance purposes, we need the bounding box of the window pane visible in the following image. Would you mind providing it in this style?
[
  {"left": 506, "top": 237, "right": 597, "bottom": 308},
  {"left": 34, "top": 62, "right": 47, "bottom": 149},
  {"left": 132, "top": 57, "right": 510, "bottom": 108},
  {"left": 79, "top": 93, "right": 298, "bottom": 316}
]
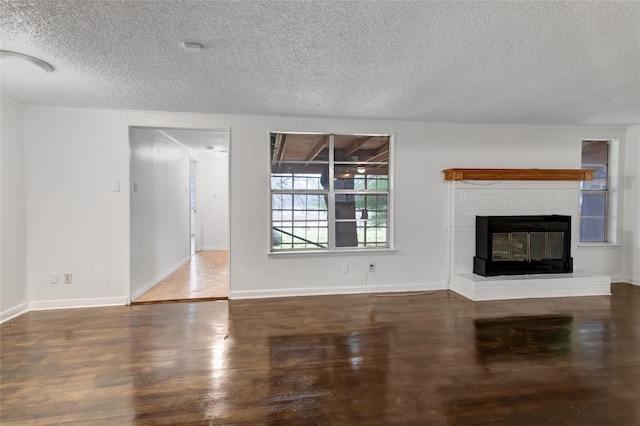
[
  {"left": 271, "top": 223, "right": 329, "bottom": 249},
  {"left": 334, "top": 166, "right": 358, "bottom": 187},
  {"left": 271, "top": 166, "right": 328, "bottom": 190},
  {"left": 581, "top": 140, "right": 608, "bottom": 164},
  {"left": 336, "top": 220, "right": 388, "bottom": 248},
  {"left": 336, "top": 195, "right": 388, "bottom": 221},
  {"left": 334, "top": 135, "right": 389, "bottom": 163},
  {"left": 366, "top": 173, "right": 388, "bottom": 190},
  {"left": 272, "top": 193, "right": 328, "bottom": 250},
  {"left": 271, "top": 133, "right": 329, "bottom": 162},
  {"left": 581, "top": 165, "right": 607, "bottom": 190},
  {"left": 336, "top": 194, "right": 388, "bottom": 248},
  {"left": 359, "top": 221, "right": 388, "bottom": 247},
  {"left": 272, "top": 194, "right": 327, "bottom": 216},
  {"left": 580, "top": 218, "right": 606, "bottom": 242},
  {"left": 189, "top": 176, "right": 195, "bottom": 209},
  {"left": 580, "top": 193, "right": 606, "bottom": 217},
  {"left": 352, "top": 169, "right": 389, "bottom": 190}
]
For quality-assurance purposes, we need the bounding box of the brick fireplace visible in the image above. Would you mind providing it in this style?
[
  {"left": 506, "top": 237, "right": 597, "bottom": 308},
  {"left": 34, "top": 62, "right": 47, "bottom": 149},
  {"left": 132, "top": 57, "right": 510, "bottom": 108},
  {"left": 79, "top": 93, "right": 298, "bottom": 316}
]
[{"left": 444, "top": 169, "right": 610, "bottom": 301}]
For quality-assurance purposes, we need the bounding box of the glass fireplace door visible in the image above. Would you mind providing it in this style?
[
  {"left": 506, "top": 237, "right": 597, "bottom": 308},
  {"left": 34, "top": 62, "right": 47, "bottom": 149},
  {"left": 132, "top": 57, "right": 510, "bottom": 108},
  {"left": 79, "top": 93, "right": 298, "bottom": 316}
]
[{"left": 492, "top": 232, "right": 565, "bottom": 262}]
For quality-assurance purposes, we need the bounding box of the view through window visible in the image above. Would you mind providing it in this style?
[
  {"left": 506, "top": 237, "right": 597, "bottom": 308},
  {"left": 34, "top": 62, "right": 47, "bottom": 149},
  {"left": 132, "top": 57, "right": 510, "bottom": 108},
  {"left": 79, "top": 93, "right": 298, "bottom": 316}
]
[{"left": 271, "top": 133, "right": 391, "bottom": 251}]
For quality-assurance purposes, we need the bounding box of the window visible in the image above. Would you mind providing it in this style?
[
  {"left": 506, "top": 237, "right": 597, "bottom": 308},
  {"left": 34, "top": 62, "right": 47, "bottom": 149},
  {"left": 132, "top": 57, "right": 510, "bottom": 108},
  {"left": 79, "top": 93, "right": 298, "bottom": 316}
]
[
  {"left": 189, "top": 175, "right": 196, "bottom": 210},
  {"left": 270, "top": 133, "right": 391, "bottom": 251},
  {"left": 580, "top": 140, "right": 609, "bottom": 242}
]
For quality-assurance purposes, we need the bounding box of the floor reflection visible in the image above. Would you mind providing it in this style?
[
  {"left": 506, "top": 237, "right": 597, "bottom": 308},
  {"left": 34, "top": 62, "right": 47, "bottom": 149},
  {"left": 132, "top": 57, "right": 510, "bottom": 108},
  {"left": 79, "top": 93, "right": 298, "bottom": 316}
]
[
  {"left": 2, "top": 285, "right": 639, "bottom": 425},
  {"left": 440, "top": 314, "right": 605, "bottom": 425},
  {"left": 474, "top": 314, "right": 573, "bottom": 362},
  {"left": 267, "top": 324, "right": 391, "bottom": 424}
]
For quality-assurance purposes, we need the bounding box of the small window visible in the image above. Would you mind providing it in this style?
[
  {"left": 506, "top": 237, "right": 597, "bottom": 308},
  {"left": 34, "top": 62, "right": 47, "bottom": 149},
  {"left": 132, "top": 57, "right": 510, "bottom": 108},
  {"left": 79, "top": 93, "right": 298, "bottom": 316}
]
[
  {"left": 270, "top": 133, "right": 391, "bottom": 251},
  {"left": 189, "top": 176, "right": 196, "bottom": 210},
  {"left": 580, "top": 140, "right": 609, "bottom": 242}
]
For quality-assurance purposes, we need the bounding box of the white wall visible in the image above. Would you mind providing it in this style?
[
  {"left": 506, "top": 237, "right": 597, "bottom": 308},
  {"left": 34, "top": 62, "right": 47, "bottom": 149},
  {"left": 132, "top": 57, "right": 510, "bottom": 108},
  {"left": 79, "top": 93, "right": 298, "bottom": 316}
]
[
  {"left": 195, "top": 153, "right": 229, "bottom": 251},
  {"left": 623, "top": 125, "right": 639, "bottom": 284},
  {"left": 0, "top": 99, "right": 28, "bottom": 321},
  {"left": 24, "top": 108, "right": 129, "bottom": 309},
  {"left": 22, "top": 106, "right": 629, "bottom": 307},
  {"left": 130, "top": 128, "right": 191, "bottom": 300}
]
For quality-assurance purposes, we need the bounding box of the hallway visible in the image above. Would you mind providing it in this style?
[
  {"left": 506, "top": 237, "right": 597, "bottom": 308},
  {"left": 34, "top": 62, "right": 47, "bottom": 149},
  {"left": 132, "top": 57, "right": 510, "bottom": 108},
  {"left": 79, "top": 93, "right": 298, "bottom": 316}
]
[{"left": 133, "top": 251, "right": 228, "bottom": 303}]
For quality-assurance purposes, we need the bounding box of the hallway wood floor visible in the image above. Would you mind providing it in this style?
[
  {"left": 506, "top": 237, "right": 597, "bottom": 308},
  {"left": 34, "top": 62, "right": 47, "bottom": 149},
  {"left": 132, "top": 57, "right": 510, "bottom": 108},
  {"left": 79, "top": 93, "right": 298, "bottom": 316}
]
[
  {"left": 1, "top": 284, "right": 638, "bottom": 425},
  {"left": 133, "top": 250, "right": 228, "bottom": 303}
]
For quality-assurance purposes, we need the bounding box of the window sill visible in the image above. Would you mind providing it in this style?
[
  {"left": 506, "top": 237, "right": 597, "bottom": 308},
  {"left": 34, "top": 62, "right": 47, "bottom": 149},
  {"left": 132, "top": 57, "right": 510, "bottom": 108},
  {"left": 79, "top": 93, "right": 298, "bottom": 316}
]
[
  {"left": 577, "top": 242, "right": 622, "bottom": 248},
  {"left": 268, "top": 248, "right": 397, "bottom": 256}
]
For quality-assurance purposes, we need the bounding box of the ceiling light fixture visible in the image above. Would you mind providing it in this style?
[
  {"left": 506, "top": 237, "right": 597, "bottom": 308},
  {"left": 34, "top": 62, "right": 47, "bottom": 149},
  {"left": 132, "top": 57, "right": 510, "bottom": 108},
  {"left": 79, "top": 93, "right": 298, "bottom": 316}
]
[
  {"left": 357, "top": 166, "right": 366, "bottom": 174},
  {"left": 0, "top": 50, "right": 54, "bottom": 73}
]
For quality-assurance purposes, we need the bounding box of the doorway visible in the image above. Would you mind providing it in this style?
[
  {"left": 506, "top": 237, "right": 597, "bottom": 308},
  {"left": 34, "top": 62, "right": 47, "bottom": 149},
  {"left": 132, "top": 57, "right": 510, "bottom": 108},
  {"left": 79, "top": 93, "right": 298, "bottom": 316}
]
[{"left": 129, "top": 127, "right": 230, "bottom": 303}]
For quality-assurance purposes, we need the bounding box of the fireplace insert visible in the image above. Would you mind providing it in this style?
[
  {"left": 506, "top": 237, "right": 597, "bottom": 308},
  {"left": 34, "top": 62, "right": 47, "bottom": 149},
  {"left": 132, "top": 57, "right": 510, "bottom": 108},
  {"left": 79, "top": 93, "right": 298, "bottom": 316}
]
[{"left": 474, "top": 215, "right": 573, "bottom": 276}]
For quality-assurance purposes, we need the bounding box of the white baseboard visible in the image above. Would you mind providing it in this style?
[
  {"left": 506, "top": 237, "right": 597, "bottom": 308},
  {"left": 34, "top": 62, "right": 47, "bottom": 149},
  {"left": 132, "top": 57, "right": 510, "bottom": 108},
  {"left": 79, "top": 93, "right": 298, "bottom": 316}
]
[
  {"left": 29, "top": 296, "right": 128, "bottom": 311},
  {"left": 229, "top": 282, "right": 447, "bottom": 300},
  {"left": 0, "top": 302, "right": 29, "bottom": 323},
  {"left": 130, "top": 256, "right": 191, "bottom": 301},
  {"left": 611, "top": 276, "right": 639, "bottom": 286},
  {"left": 626, "top": 277, "right": 640, "bottom": 286},
  {"left": 362, "top": 281, "right": 447, "bottom": 294}
]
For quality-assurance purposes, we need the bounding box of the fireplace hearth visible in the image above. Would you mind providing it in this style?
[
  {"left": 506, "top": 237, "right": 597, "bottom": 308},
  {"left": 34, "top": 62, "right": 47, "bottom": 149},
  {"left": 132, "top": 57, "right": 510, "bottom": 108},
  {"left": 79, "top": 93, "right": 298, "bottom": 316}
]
[{"left": 474, "top": 215, "right": 573, "bottom": 276}]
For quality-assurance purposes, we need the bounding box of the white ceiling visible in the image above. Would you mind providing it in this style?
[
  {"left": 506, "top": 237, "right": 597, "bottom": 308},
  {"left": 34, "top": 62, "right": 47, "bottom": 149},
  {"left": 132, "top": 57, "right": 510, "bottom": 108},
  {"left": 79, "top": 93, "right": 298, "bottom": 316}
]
[
  {"left": 159, "top": 128, "right": 229, "bottom": 154},
  {"left": 1, "top": 1, "right": 639, "bottom": 126}
]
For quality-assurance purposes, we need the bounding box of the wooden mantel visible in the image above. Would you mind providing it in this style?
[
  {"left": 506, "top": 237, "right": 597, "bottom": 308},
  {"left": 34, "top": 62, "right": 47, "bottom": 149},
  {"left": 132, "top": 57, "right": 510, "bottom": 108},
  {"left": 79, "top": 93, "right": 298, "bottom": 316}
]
[{"left": 443, "top": 168, "right": 594, "bottom": 181}]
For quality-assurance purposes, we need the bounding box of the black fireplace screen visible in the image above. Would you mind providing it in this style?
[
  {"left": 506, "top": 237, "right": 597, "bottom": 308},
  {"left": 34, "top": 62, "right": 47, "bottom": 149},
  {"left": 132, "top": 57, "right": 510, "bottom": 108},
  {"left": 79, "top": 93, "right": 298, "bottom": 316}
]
[
  {"left": 491, "top": 231, "right": 564, "bottom": 261},
  {"left": 474, "top": 215, "right": 573, "bottom": 276}
]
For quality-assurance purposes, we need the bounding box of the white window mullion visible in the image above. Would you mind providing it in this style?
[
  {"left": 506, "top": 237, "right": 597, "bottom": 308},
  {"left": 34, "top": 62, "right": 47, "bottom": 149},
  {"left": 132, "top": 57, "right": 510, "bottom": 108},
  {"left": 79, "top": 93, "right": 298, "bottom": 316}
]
[{"left": 328, "top": 134, "right": 335, "bottom": 249}]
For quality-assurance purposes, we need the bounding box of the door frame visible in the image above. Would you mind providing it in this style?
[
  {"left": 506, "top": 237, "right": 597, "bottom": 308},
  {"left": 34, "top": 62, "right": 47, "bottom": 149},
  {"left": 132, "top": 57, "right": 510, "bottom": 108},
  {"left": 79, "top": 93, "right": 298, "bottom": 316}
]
[{"left": 128, "top": 125, "right": 231, "bottom": 303}]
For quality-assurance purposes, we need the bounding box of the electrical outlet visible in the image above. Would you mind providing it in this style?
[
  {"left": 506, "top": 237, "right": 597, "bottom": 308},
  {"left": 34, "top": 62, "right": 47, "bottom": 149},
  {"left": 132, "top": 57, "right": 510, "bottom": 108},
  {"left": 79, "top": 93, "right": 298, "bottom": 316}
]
[
  {"left": 369, "top": 263, "right": 375, "bottom": 272},
  {"left": 63, "top": 273, "right": 72, "bottom": 284}
]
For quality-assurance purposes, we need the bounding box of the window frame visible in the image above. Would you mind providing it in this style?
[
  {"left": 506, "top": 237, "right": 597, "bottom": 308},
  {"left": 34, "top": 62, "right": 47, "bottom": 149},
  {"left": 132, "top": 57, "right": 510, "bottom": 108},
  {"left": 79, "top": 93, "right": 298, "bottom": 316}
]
[
  {"left": 269, "top": 132, "right": 394, "bottom": 253},
  {"left": 579, "top": 139, "right": 609, "bottom": 243}
]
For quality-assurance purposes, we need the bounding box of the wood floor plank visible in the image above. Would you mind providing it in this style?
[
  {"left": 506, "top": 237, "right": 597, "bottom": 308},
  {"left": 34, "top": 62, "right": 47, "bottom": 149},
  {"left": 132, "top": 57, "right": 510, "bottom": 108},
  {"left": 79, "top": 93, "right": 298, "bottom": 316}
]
[
  {"left": 1, "top": 284, "right": 639, "bottom": 425},
  {"left": 133, "top": 250, "right": 228, "bottom": 303}
]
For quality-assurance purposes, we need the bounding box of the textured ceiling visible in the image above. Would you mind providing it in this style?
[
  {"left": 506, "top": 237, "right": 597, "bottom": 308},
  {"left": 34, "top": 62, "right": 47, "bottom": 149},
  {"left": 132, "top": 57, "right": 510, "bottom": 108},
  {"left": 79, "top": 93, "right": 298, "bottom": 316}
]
[{"left": 1, "top": 1, "right": 639, "bottom": 126}]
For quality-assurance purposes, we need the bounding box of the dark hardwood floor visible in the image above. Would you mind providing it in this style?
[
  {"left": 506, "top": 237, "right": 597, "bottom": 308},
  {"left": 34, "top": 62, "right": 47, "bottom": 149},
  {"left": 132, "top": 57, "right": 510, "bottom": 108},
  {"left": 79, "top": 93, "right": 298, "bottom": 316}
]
[{"left": 1, "top": 284, "right": 639, "bottom": 425}]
